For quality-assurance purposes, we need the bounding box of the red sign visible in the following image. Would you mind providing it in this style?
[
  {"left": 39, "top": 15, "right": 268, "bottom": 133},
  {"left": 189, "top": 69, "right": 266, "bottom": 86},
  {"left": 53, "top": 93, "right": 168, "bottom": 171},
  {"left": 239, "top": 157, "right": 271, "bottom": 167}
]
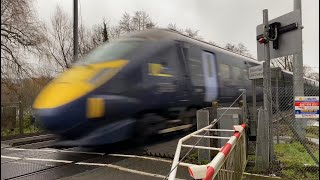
[{"left": 295, "top": 102, "right": 319, "bottom": 106}]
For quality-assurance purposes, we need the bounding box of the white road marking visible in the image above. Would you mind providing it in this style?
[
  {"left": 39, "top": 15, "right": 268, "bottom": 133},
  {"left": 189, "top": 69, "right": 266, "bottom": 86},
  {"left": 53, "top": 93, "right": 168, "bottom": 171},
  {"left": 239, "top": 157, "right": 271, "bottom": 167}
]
[
  {"left": 10, "top": 161, "right": 55, "bottom": 167},
  {"left": 1, "top": 155, "right": 21, "bottom": 160},
  {"left": 108, "top": 154, "right": 172, "bottom": 163},
  {"left": 11, "top": 161, "right": 35, "bottom": 165},
  {"left": 108, "top": 153, "right": 192, "bottom": 167},
  {"left": 1, "top": 155, "right": 73, "bottom": 163},
  {"left": 1, "top": 155, "right": 186, "bottom": 180},
  {"left": 75, "top": 162, "right": 185, "bottom": 180},
  {"left": 158, "top": 124, "right": 193, "bottom": 134},
  {"left": 27, "top": 158, "right": 73, "bottom": 163},
  {"left": 4, "top": 147, "right": 105, "bottom": 155}
]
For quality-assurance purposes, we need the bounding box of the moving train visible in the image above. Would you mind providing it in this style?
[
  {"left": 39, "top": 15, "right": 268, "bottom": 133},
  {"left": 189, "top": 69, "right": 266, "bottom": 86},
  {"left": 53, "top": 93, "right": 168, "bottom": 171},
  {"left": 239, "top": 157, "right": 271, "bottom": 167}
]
[{"left": 33, "top": 29, "right": 319, "bottom": 146}]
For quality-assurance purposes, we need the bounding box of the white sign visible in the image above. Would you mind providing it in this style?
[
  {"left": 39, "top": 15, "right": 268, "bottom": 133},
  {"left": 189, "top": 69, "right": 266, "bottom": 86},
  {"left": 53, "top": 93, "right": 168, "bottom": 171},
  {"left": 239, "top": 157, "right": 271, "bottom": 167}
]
[
  {"left": 248, "top": 65, "right": 263, "bottom": 80},
  {"left": 256, "top": 10, "right": 302, "bottom": 61},
  {"left": 295, "top": 96, "right": 319, "bottom": 119}
]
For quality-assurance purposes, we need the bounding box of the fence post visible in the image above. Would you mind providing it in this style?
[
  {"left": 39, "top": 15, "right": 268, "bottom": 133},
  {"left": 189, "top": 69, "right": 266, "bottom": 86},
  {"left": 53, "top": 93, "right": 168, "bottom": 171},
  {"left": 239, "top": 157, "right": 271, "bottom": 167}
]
[
  {"left": 18, "top": 101, "right": 23, "bottom": 135},
  {"left": 239, "top": 89, "right": 247, "bottom": 124},
  {"left": 197, "top": 109, "right": 210, "bottom": 163},
  {"left": 275, "top": 69, "right": 280, "bottom": 144},
  {"left": 252, "top": 79, "right": 257, "bottom": 138},
  {"left": 255, "top": 108, "right": 269, "bottom": 171},
  {"left": 211, "top": 102, "right": 219, "bottom": 156}
]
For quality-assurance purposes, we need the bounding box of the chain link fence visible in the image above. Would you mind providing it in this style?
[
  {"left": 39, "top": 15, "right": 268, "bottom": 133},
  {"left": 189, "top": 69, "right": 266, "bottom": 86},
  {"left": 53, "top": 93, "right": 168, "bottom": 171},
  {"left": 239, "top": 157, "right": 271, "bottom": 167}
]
[
  {"left": 254, "top": 78, "right": 319, "bottom": 179},
  {"left": 270, "top": 82, "right": 319, "bottom": 179},
  {"left": 1, "top": 102, "right": 42, "bottom": 138}
]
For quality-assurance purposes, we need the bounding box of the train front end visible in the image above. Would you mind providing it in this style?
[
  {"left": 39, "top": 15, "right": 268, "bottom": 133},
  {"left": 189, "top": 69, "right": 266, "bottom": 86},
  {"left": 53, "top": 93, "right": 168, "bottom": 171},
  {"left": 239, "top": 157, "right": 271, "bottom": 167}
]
[{"left": 33, "top": 39, "right": 145, "bottom": 146}]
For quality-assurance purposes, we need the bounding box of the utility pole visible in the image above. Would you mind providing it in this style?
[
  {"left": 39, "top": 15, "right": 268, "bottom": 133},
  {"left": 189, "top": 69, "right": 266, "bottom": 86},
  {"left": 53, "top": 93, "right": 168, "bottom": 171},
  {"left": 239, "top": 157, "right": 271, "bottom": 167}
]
[
  {"left": 73, "top": 0, "right": 79, "bottom": 62},
  {"left": 262, "top": 9, "right": 274, "bottom": 163},
  {"left": 293, "top": 0, "right": 306, "bottom": 139}
]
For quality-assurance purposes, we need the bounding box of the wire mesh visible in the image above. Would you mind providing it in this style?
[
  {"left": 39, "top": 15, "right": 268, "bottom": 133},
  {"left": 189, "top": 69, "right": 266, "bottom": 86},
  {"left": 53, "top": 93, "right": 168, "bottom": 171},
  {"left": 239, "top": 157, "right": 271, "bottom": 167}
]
[
  {"left": 1, "top": 102, "right": 42, "bottom": 137},
  {"left": 214, "top": 131, "right": 247, "bottom": 180},
  {"left": 268, "top": 81, "right": 319, "bottom": 179}
]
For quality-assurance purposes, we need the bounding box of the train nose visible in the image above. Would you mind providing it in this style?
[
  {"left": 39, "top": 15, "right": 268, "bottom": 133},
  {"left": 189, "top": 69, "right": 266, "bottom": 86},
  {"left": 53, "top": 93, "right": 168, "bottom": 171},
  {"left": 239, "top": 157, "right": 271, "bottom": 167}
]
[{"left": 34, "top": 98, "right": 87, "bottom": 134}]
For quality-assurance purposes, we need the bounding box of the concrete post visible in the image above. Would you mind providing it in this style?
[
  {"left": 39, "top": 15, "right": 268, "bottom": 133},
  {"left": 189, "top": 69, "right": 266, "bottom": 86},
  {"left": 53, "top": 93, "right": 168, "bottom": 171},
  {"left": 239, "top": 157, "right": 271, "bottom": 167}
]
[
  {"left": 197, "top": 110, "right": 210, "bottom": 163},
  {"left": 293, "top": 0, "right": 306, "bottom": 139},
  {"left": 262, "top": 9, "right": 274, "bottom": 163},
  {"left": 255, "top": 109, "right": 269, "bottom": 170}
]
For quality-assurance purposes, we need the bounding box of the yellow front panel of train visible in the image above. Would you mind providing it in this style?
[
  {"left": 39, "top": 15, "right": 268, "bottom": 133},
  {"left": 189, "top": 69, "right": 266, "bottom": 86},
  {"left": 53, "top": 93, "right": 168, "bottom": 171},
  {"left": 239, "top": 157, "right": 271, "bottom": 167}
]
[{"left": 33, "top": 60, "right": 128, "bottom": 109}]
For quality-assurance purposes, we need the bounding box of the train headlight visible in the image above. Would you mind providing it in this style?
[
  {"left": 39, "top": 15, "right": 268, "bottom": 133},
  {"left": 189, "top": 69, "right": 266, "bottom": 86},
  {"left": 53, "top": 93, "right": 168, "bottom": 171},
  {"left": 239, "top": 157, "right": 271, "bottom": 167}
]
[{"left": 86, "top": 98, "right": 105, "bottom": 119}]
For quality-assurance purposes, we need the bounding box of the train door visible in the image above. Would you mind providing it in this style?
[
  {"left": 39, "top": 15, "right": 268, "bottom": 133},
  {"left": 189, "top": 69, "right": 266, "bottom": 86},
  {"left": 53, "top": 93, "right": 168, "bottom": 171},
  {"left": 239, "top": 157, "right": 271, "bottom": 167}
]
[
  {"left": 175, "top": 42, "right": 193, "bottom": 105},
  {"left": 143, "top": 43, "right": 182, "bottom": 107},
  {"left": 201, "top": 51, "right": 218, "bottom": 102}
]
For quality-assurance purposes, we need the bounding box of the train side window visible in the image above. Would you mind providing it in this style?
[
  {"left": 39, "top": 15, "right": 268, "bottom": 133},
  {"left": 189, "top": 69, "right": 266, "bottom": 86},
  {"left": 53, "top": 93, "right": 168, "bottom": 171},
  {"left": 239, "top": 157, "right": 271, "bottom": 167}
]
[
  {"left": 187, "top": 45, "right": 204, "bottom": 86},
  {"left": 242, "top": 69, "right": 248, "bottom": 80},
  {"left": 219, "top": 64, "right": 231, "bottom": 79},
  {"left": 232, "top": 66, "right": 242, "bottom": 80},
  {"left": 206, "top": 54, "right": 213, "bottom": 77},
  {"left": 147, "top": 46, "right": 178, "bottom": 77}
]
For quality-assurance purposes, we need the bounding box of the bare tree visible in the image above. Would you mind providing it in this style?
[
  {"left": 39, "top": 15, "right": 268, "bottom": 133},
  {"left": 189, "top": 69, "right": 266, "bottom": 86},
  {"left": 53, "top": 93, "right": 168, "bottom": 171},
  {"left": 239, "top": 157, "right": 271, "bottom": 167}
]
[
  {"left": 119, "top": 12, "right": 135, "bottom": 33},
  {"left": 90, "top": 24, "right": 104, "bottom": 47},
  {"left": 208, "top": 41, "right": 217, "bottom": 46},
  {"left": 225, "top": 43, "right": 252, "bottom": 57},
  {"left": 44, "top": 5, "right": 73, "bottom": 70},
  {"left": 132, "top": 11, "right": 155, "bottom": 30},
  {"left": 110, "top": 26, "right": 122, "bottom": 39},
  {"left": 20, "top": 76, "right": 52, "bottom": 108},
  {"left": 89, "top": 18, "right": 111, "bottom": 48},
  {"left": 78, "top": 23, "right": 94, "bottom": 57},
  {"left": 167, "top": 23, "right": 201, "bottom": 39},
  {"left": 1, "top": 0, "right": 46, "bottom": 87},
  {"left": 301, "top": 65, "right": 319, "bottom": 81},
  {"left": 306, "top": 72, "right": 319, "bottom": 81},
  {"left": 271, "top": 55, "right": 319, "bottom": 81},
  {"left": 168, "top": 23, "right": 180, "bottom": 31},
  {"left": 184, "top": 28, "right": 200, "bottom": 38},
  {"left": 271, "top": 55, "right": 294, "bottom": 72},
  {"left": 119, "top": 11, "right": 156, "bottom": 34}
]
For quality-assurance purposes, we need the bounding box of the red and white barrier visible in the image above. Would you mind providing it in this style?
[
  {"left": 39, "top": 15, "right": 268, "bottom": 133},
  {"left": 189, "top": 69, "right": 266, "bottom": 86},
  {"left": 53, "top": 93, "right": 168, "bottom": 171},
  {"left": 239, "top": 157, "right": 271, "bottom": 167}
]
[{"left": 187, "top": 123, "right": 246, "bottom": 180}]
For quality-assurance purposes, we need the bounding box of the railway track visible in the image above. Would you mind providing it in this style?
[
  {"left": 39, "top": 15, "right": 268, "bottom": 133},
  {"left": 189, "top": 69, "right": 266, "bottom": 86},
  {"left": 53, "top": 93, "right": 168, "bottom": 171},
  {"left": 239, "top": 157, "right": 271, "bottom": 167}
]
[
  {"left": 1, "top": 130, "right": 195, "bottom": 180},
  {"left": 1, "top": 134, "right": 57, "bottom": 149}
]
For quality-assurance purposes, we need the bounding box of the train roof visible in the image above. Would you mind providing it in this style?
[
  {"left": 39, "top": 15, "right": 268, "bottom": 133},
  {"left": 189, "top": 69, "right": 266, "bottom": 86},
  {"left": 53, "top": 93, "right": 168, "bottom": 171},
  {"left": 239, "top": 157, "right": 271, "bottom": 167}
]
[
  {"left": 123, "top": 28, "right": 258, "bottom": 62},
  {"left": 123, "top": 28, "right": 319, "bottom": 85}
]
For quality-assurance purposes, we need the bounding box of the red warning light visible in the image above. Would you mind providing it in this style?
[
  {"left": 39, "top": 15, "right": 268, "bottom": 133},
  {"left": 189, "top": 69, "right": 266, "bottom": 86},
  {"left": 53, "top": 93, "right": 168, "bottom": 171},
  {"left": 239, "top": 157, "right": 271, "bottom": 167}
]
[{"left": 258, "top": 37, "right": 267, "bottom": 44}]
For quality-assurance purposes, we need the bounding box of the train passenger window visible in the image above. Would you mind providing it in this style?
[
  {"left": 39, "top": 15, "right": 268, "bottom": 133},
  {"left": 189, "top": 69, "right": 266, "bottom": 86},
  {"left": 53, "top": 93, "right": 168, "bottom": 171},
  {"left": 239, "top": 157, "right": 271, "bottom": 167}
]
[
  {"left": 232, "top": 67, "right": 242, "bottom": 80},
  {"left": 206, "top": 54, "right": 213, "bottom": 77},
  {"left": 242, "top": 69, "right": 248, "bottom": 80},
  {"left": 187, "top": 46, "right": 204, "bottom": 86},
  {"left": 147, "top": 45, "right": 178, "bottom": 78},
  {"left": 219, "top": 64, "right": 231, "bottom": 79}
]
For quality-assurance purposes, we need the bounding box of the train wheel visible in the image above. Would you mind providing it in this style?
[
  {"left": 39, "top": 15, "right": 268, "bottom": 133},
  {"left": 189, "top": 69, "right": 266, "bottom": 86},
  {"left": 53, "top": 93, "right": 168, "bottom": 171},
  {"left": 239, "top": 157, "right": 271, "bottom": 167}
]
[
  {"left": 180, "top": 108, "right": 197, "bottom": 132},
  {"left": 134, "top": 114, "right": 165, "bottom": 144}
]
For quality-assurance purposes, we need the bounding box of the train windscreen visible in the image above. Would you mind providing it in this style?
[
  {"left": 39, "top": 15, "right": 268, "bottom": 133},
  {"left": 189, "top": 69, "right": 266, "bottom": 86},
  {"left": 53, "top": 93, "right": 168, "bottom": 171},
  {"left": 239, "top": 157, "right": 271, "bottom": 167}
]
[{"left": 75, "top": 39, "right": 144, "bottom": 65}]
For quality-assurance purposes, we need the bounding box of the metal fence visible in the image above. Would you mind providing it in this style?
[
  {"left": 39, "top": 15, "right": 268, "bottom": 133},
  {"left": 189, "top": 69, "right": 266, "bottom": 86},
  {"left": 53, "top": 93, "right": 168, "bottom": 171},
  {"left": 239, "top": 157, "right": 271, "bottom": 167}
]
[
  {"left": 1, "top": 102, "right": 42, "bottom": 138},
  {"left": 255, "top": 81, "right": 319, "bottom": 179},
  {"left": 213, "top": 126, "right": 247, "bottom": 180},
  {"left": 168, "top": 91, "right": 248, "bottom": 180}
]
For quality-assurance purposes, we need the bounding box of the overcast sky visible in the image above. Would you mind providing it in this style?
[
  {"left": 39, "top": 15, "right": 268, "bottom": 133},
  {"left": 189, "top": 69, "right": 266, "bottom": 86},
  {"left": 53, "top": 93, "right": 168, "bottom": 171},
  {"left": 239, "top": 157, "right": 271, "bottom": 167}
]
[{"left": 34, "top": 0, "right": 319, "bottom": 70}]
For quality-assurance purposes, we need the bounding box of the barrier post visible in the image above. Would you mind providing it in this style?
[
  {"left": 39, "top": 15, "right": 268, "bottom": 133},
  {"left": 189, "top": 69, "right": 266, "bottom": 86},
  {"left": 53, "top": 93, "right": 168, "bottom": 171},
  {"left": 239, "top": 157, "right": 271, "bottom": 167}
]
[{"left": 197, "top": 109, "right": 210, "bottom": 163}]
